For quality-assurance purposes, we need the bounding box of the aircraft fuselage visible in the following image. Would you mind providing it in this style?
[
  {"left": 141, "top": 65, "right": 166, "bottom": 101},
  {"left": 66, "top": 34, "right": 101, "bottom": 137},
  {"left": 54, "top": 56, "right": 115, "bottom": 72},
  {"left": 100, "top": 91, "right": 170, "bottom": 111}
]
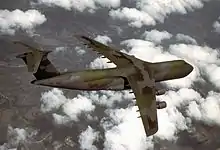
[{"left": 32, "top": 59, "right": 193, "bottom": 90}]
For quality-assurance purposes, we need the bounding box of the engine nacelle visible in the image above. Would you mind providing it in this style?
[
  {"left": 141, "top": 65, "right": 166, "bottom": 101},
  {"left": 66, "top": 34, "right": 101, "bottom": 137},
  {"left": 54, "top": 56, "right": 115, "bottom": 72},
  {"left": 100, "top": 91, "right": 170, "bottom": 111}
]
[
  {"left": 156, "top": 89, "right": 166, "bottom": 96},
  {"left": 156, "top": 101, "right": 167, "bottom": 109}
]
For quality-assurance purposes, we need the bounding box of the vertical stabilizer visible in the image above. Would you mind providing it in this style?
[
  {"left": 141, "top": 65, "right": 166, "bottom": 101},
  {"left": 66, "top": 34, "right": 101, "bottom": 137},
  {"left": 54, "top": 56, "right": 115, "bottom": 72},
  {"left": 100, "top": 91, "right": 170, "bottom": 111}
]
[
  {"left": 14, "top": 41, "right": 60, "bottom": 80},
  {"left": 16, "top": 49, "right": 49, "bottom": 73}
]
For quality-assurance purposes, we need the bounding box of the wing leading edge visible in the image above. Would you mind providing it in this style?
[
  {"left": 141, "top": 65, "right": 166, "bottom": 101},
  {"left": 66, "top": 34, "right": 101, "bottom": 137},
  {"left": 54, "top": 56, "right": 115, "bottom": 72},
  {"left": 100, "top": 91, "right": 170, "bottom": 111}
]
[{"left": 76, "top": 35, "right": 133, "bottom": 67}]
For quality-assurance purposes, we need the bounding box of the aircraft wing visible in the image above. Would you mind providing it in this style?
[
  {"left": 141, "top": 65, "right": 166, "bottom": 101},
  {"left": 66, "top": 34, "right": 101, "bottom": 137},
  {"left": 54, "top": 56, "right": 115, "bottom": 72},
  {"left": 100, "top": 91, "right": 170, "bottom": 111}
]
[
  {"left": 127, "top": 73, "right": 158, "bottom": 136},
  {"left": 76, "top": 35, "right": 133, "bottom": 67}
]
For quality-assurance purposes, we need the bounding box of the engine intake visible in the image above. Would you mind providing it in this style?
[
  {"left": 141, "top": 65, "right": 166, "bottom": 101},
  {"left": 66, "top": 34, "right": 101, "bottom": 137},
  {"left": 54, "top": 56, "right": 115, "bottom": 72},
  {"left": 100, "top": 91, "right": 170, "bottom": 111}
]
[
  {"left": 156, "top": 89, "right": 166, "bottom": 95},
  {"left": 156, "top": 101, "right": 167, "bottom": 109}
]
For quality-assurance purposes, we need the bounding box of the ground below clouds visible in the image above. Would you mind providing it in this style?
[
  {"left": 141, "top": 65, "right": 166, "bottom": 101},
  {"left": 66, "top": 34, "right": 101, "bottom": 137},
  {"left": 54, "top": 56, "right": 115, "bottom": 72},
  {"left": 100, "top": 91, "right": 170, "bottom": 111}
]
[{"left": 1, "top": 0, "right": 220, "bottom": 150}]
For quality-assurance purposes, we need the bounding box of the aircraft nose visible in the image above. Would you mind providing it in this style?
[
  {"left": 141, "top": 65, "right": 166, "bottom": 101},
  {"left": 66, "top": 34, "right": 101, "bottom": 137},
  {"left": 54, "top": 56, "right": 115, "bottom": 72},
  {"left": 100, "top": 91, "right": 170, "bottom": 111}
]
[{"left": 185, "top": 62, "right": 193, "bottom": 74}]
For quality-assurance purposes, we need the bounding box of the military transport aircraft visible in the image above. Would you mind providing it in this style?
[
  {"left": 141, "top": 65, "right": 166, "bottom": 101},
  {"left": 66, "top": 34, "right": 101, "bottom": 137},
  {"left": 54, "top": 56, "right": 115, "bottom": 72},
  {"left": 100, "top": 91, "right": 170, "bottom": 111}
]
[{"left": 14, "top": 35, "right": 193, "bottom": 137}]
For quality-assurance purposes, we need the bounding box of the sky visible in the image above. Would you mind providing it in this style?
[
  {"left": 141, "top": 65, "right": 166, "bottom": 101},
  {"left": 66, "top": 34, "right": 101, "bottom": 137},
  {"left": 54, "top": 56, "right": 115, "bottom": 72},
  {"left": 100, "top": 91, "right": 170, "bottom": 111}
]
[{"left": 1, "top": 0, "right": 220, "bottom": 150}]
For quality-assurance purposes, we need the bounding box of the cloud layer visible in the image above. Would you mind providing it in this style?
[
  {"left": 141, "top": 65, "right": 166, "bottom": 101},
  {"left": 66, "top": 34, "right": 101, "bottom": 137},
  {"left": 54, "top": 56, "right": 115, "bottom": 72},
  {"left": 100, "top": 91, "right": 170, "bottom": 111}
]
[
  {"left": 0, "top": 126, "right": 38, "bottom": 150},
  {"left": 37, "top": 0, "right": 121, "bottom": 12},
  {"left": 0, "top": 9, "right": 46, "bottom": 35},
  {"left": 41, "top": 88, "right": 95, "bottom": 124},
  {"left": 175, "top": 33, "right": 197, "bottom": 45},
  {"left": 90, "top": 35, "right": 116, "bottom": 69},
  {"left": 35, "top": 0, "right": 209, "bottom": 28},
  {"left": 213, "top": 16, "right": 220, "bottom": 33},
  {"left": 110, "top": 0, "right": 207, "bottom": 27},
  {"left": 169, "top": 43, "right": 220, "bottom": 88},
  {"left": 1, "top": 0, "right": 218, "bottom": 149},
  {"left": 142, "top": 30, "right": 172, "bottom": 44},
  {"left": 39, "top": 27, "right": 220, "bottom": 150},
  {"left": 79, "top": 126, "right": 99, "bottom": 150}
]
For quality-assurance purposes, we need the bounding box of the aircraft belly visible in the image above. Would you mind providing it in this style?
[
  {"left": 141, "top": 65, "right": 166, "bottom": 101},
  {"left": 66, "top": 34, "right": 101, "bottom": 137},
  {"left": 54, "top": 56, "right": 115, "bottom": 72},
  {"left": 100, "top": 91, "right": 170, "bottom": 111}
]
[
  {"left": 154, "top": 69, "right": 190, "bottom": 82},
  {"left": 84, "top": 78, "right": 125, "bottom": 90},
  {"left": 32, "top": 71, "right": 126, "bottom": 90}
]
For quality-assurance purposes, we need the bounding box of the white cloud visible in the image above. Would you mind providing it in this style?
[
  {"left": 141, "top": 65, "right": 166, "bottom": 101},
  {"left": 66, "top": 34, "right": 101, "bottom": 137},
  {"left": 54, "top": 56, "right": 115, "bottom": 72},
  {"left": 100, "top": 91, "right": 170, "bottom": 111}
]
[
  {"left": 41, "top": 88, "right": 95, "bottom": 124},
  {"left": 52, "top": 141, "right": 64, "bottom": 150},
  {"left": 109, "top": 0, "right": 207, "bottom": 27},
  {"left": 89, "top": 57, "right": 116, "bottom": 69},
  {"left": 93, "top": 36, "right": 220, "bottom": 147},
  {"left": 156, "top": 107, "right": 188, "bottom": 140},
  {"left": 39, "top": 32, "right": 220, "bottom": 149},
  {"left": 175, "top": 33, "right": 197, "bottom": 44},
  {"left": 90, "top": 35, "right": 116, "bottom": 69},
  {"left": 213, "top": 16, "right": 220, "bottom": 33},
  {"left": 52, "top": 113, "right": 70, "bottom": 125},
  {"left": 100, "top": 89, "right": 196, "bottom": 150},
  {"left": 94, "top": 0, "right": 120, "bottom": 8},
  {"left": 0, "top": 126, "right": 37, "bottom": 150},
  {"left": 187, "top": 91, "right": 220, "bottom": 125},
  {"left": 37, "top": 0, "right": 121, "bottom": 12},
  {"left": 121, "top": 38, "right": 198, "bottom": 88},
  {"left": 142, "top": 30, "right": 172, "bottom": 44},
  {"left": 155, "top": 88, "right": 200, "bottom": 140},
  {"left": 7, "top": 126, "right": 27, "bottom": 147},
  {"left": 55, "top": 46, "right": 67, "bottom": 53},
  {"left": 163, "top": 69, "right": 199, "bottom": 88},
  {"left": 169, "top": 44, "right": 220, "bottom": 88},
  {"left": 61, "top": 95, "right": 95, "bottom": 121},
  {"left": 205, "top": 64, "right": 220, "bottom": 87},
  {"left": 40, "top": 89, "right": 133, "bottom": 125},
  {"left": 41, "top": 88, "right": 68, "bottom": 113},
  {"left": 110, "top": 25, "right": 123, "bottom": 35},
  {"left": 55, "top": 46, "right": 86, "bottom": 55},
  {"left": 121, "top": 39, "right": 178, "bottom": 62},
  {"left": 0, "top": 9, "right": 46, "bottom": 35},
  {"left": 109, "top": 7, "right": 155, "bottom": 28},
  {"left": 75, "top": 46, "right": 86, "bottom": 55},
  {"left": 94, "top": 35, "right": 112, "bottom": 45},
  {"left": 102, "top": 107, "right": 154, "bottom": 150},
  {"left": 86, "top": 114, "right": 98, "bottom": 121},
  {"left": 79, "top": 126, "right": 99, "bottom": 150},
  {"left": 118, "top": 37, "right": 220, "bottom": 138},
  {"left": 169, "top": 44, "right": 220, "bottom": 64},
  {"left": 100, "top": 88, "right": 220, "bottom": 150},
  {"left": 83, "top": 90, "right": 133, "bottom": 107}
]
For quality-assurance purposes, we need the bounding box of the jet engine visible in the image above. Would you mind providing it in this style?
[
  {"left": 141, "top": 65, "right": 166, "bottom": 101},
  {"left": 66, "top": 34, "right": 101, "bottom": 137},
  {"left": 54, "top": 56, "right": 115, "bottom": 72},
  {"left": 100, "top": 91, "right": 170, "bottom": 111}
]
[
  {"left": 156, "top": 101, "right": 167, "bottom": 109},
  {"left": 156, "top": 89, "right": 166, "bottom": 95}
]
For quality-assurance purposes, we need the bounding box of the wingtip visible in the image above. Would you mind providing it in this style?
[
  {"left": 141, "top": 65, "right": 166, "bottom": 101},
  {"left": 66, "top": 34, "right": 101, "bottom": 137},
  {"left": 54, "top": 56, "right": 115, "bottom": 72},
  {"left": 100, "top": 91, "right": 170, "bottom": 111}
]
[
  {"left": 44, "top": 50, "right": 52, "bottom": 54},
  {"left": 74, "top": 34, "right": 84, "bottom": 40},
  {"left": 16, "top": 53, "right": 25, "bottom": 58},
  {"left": 145, "top": 127, "right": 158, "bottom": 137},
  {"left": 30, "top": 80, "right": 37, "bottom": 84},
  {"left": 74, "top": 34, "right": 91, "bottom": 41}
]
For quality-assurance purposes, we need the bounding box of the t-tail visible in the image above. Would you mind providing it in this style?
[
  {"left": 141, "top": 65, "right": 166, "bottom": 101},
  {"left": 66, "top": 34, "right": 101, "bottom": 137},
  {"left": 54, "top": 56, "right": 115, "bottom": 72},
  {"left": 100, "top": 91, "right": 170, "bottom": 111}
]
[{"left": 14, "top": 41, "right": 60, "bottom": 81}]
